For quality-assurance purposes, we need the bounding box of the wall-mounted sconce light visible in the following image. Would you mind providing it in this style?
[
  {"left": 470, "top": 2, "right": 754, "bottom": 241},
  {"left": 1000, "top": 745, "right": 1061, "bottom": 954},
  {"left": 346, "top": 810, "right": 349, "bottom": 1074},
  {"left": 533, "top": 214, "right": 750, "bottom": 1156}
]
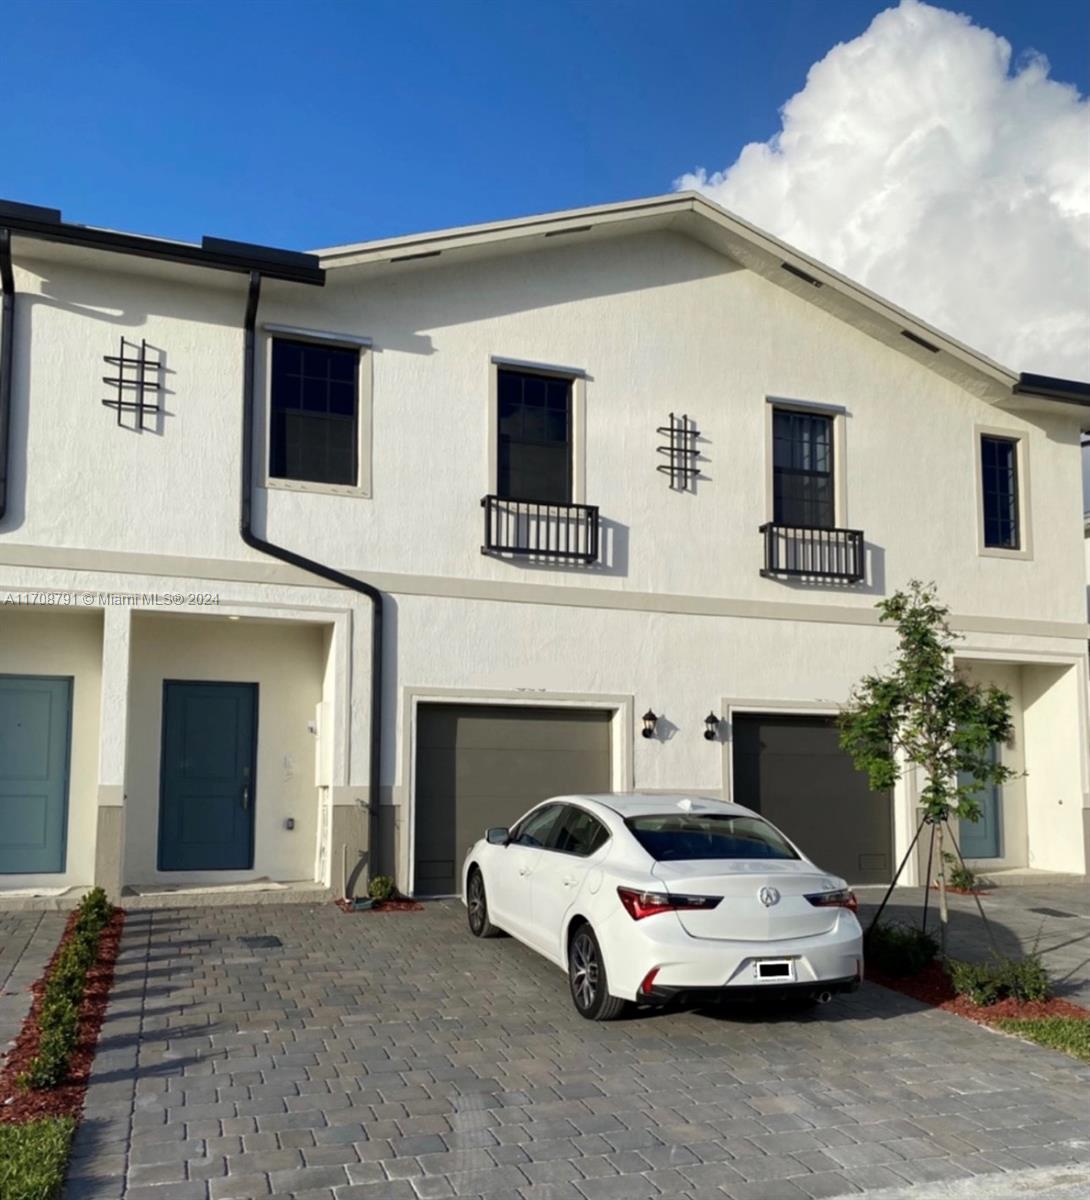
[
  {"left": 704, "top": 711, "right": 721, "bottom": 741},
  {"left": 641, "top": 709, "right": 659, "bottom": 739}
]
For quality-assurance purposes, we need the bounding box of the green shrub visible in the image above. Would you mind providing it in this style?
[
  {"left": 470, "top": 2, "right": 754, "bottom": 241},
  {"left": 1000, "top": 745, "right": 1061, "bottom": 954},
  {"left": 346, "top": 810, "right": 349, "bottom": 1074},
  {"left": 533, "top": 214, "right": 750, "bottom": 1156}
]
[
  {"left": 0, "top": 1117, "right": 76, "bottom": 1200},
  {"left": 941, "top": 852, "right": 978, "bottom": 891},
  {"left": 74, "top": 887, "right": 111, "bottom": 935},
  {"left": 18, "top": 888, "right": 114, "bottom": 1091},
  {"left": 865, "top": 921, "right": 938, "bottom": 976},
  {"left": 368, "top": 874, "right": 395, "bottom": 902},
  {"left": 948, "top": 958, "right": 1000, "bottom": 1005},
  {"left": 948, "top": 953, "right": 1051, "bottom": 1006},
  {"left": 1001, "top": 954, "right": 1051, "bottom": 1002}
]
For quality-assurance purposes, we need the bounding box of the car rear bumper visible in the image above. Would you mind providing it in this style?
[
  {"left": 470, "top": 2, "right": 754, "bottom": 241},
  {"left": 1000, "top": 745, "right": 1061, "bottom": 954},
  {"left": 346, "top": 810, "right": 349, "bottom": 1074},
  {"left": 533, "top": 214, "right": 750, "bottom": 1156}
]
[
  {"left": 600, "top": 907, "right": 863, "bottom": 1001},
  {"left": 640, "top": 974, "right": 860, "bottom": 1006}
]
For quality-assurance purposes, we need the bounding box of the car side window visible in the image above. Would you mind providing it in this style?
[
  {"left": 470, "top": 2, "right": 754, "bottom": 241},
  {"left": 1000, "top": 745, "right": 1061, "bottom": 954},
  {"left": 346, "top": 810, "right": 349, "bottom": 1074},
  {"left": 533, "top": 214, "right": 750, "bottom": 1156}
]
[
  {"left": 549, "top": 806, "right": 610, "bottom": 857},
  {"left": 511, "top": 804, "right": 562, "bottom": 848}
]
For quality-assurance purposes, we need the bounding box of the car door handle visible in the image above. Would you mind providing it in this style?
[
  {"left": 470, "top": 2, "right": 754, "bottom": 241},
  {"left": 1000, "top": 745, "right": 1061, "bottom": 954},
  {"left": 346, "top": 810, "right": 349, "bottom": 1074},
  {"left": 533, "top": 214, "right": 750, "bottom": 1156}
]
[
  {"left": 562, "top": 876, "right": 577, "bottom": 888},
  {"left": 241, "top": 784, "right": 250, "bottom": 811},
  {"left": 518, "top": 866, "right": 530, "bottom": 876}
]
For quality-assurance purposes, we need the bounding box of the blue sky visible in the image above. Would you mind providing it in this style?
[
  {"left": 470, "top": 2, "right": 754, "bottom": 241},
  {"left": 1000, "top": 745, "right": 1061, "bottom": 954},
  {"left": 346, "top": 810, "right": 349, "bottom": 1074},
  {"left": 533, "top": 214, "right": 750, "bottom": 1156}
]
[{"left": 3, "top": 0, "right": 1087, "bottom": 250}]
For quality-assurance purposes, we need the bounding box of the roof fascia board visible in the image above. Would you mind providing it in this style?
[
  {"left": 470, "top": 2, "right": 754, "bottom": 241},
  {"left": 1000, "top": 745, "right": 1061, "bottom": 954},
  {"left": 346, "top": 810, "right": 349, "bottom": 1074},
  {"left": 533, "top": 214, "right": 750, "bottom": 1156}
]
[
  {"left": 319, "top": 191, "right": 1019, "bottom": 393},
  {"left": 685, "top": 195, "right": 1018, "bottom": 392},
  {"left": 0, "top": 202, "right": 324, "bottom": 286},
  {"left": 313, "top": 194, "right": 694, "bottom": 264}
]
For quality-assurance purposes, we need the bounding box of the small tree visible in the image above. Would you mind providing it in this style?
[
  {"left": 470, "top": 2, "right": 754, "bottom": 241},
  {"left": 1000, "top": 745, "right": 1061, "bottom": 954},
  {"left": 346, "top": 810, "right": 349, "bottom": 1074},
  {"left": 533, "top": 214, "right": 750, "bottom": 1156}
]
[{"left": 838, "top": 580, "right": 1015, "bottom": 952}]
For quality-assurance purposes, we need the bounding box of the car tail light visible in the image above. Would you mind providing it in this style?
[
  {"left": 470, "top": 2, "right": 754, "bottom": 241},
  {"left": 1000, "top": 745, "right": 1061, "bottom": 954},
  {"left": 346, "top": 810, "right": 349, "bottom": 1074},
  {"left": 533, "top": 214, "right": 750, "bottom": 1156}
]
[
  {"left": 804, "top": 888, "right": 858, "bottom": 913},
  {"left": 616, "top": 886, "right": 721, "bottom": 920},
  {"left": 639, "top": 967, "right": 660, "bottom": 995}
]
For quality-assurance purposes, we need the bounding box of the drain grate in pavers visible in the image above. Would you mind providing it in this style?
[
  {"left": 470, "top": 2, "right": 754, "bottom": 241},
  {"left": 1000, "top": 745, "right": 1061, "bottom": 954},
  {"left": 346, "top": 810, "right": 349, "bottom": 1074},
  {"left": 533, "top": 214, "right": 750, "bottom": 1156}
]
[
  {"left": 238, "top": 934, "right": 283, "bottom": 948},
  {"left": 1028, "top": 907, "right": 1077, "bottom": 918}
]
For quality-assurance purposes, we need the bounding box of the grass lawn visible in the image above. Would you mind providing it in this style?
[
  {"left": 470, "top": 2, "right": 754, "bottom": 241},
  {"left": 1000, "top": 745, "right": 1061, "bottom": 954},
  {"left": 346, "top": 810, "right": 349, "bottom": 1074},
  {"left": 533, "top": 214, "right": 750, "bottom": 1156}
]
[
  {"left": 994, "top": 1016, "right": 1090, "bottom": 1063},
  {"left": 0, "top": 1117, "right": 75, "bottom": 1200}
]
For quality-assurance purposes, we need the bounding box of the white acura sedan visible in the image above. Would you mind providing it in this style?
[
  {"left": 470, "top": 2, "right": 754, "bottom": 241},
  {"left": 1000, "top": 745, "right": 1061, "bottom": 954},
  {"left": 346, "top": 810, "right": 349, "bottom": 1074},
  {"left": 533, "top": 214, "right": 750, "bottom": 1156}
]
[{"left": 462, "top": 793, "right": 863, "bottom": 1020}]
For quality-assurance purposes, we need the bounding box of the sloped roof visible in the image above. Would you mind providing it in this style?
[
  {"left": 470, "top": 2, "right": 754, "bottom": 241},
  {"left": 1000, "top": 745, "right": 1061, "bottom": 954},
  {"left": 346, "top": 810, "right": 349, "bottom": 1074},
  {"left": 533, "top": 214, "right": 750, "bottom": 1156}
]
[{"left": 314, "top": 191, "right": 1087, "bottom": 414}]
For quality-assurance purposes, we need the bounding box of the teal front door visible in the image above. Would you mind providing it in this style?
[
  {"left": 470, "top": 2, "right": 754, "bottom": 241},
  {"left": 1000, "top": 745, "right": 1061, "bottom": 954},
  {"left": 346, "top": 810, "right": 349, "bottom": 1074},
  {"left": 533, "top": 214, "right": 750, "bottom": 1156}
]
[
  {"left": 958, "top": 742, "right": 1001, "bottom": 859},
  {"left": 0, "top": 676, "right": 72, "bottom": 875},
  {"left": 159, "top": 681, "right": 257, "bottom": 871}
]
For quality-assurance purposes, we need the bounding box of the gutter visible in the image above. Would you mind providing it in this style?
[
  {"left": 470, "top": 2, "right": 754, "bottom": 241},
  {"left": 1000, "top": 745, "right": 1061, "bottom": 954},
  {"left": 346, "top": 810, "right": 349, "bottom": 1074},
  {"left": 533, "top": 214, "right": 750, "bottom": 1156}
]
[
  {"left": 0, "top": 228, "right": 12, "bottom": 521},
  {"left": 239, "top": 272, "right": 383, "bottom": 895},
  {"left": 0, "top": 198, "right": 324, "bottom": 285},
  {"left": 1014, "top": 372, "right": 1090, "bottom": 407}
]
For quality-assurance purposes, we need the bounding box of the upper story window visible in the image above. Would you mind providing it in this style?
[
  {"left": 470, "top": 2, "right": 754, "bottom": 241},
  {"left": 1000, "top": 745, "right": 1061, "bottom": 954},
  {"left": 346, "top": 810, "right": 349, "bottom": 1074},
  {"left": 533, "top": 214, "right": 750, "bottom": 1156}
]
[
  {"left": 980, "top": 434, "right": 1020, "bottom": 550},
  {"left": 772, "top": 408, "right": 834, "bottom": 528},
  {"left": 497, "top": 367, "right": 572, "bottom": 503},
  {"left": 269, "top": 337, "right": 359, "bottom": 487}
]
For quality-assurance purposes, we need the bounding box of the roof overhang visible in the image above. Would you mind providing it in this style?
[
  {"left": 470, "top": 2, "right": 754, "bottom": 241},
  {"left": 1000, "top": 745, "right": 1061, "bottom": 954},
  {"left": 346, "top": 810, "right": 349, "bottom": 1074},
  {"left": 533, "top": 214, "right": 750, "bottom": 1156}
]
[
  {"left": 316, "top": 192, "right": 1090, "bottom": 413},
  {"left": 0, "top": 198, "right": 325, "bottom": 286}
]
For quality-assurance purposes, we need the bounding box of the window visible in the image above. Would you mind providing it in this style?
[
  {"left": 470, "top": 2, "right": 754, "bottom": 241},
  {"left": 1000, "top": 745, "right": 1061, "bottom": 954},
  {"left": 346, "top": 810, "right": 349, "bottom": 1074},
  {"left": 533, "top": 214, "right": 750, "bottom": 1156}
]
[
  {"left": 549, "top": 806, "right": 609, "bottom": 857},
  {"left": 981, "top": 435, "right": 1019, "bottom": 550},
  {"left": 625, "top": 813, "right": 800, "bottom": 862},
  {"left": 511, "top": 804, "right": 562, "bottom": 848},
  {"left": 497, "top": 368, "right": 572, "bottom": 503},
  {"left": 270, "top": 338, "right": 359, "bottom": 486},
  {"left": 772, "top": 408, "right": 834, "bottom": 528}
]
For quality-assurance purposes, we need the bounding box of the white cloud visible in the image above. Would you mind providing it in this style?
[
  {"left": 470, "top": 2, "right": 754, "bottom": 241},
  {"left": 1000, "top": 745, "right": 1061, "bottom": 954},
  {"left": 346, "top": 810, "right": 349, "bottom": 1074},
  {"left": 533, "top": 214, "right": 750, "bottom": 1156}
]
[{"left": 676, "top": 0, "right": 1090, "bottom": 379}]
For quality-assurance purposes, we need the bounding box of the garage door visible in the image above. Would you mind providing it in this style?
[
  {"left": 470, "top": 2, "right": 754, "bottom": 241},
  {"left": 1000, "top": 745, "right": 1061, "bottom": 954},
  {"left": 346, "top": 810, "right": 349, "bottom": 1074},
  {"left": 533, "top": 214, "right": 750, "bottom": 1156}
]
[
  {"left": 732, "top": 713, "right": 891, "bottom": 885},
  {"left": 414, "top": 704, "right": 612, "bottom": 896}
]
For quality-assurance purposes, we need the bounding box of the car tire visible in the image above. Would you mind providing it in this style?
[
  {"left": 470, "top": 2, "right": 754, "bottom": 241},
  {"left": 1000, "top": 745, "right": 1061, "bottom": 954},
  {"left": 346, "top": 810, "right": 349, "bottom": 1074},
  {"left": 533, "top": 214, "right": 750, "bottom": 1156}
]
[
  {"left": 466, "top": 868, "right": 502, "bottom": 938},
  {"left": 568, "top": 923, "right": 628, "bottom": 1021}
]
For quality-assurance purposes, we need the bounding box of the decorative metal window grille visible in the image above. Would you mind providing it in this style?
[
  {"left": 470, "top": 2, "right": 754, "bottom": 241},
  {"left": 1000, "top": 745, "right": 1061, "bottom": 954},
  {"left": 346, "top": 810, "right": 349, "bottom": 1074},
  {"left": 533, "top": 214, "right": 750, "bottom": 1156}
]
[
  {"left": 656, "top": 412, "right": 699, "bottom": 490},
  {"left": 102, "top": 338, "right": 163, "bottom": 430}
]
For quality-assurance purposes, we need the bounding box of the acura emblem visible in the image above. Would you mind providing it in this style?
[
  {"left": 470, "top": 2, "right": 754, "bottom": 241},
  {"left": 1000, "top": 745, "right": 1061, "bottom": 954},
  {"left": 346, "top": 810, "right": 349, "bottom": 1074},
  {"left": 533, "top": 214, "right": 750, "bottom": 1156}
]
[{"left": 758, "top": 886, "right": 780, "bottom": 907}]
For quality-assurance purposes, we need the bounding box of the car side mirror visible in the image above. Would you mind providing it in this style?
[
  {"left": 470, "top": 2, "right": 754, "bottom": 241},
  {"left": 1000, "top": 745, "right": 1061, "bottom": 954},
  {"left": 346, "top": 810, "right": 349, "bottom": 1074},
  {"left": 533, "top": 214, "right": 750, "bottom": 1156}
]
[{"left": 486, "top": 827, "right": 510, "bottom": 846}]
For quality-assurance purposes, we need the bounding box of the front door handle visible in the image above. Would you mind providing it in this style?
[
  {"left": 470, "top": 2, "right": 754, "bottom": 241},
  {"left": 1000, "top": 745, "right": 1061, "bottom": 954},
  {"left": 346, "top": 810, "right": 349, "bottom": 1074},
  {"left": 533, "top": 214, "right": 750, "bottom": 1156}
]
[
  {"left": 562, "top": 876, "right": 576, "bottom": 888},
  {"left": 241, "top": 784, "right": 250, "bottom": 811},
  {"left": 518, "top": 865, "right": 530, "bottom": 876}
]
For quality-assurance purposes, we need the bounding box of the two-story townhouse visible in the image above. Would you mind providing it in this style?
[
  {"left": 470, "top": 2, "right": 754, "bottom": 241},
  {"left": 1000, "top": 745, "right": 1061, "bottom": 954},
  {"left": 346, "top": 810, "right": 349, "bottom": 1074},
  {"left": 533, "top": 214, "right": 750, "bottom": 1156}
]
[{"left": 1, "top": 193, "right": 1088, "bottom": 905}]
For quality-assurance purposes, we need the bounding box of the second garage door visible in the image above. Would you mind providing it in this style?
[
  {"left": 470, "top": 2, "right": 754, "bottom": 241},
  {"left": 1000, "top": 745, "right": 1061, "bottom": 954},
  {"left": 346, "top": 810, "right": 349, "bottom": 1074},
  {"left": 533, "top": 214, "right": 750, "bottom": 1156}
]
[
  {"left": 732, "top": 713, "right": 892, "bottom": 885},
  {"left": 414, "top": 704, "right": 612, "bottom": 896}
]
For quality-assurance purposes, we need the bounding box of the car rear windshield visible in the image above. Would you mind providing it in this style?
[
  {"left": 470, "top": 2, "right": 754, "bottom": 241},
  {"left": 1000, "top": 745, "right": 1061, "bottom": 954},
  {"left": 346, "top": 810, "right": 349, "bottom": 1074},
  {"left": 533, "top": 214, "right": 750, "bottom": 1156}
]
[{"left": 625, "top": 814, "right": 800, "bottom": 861}]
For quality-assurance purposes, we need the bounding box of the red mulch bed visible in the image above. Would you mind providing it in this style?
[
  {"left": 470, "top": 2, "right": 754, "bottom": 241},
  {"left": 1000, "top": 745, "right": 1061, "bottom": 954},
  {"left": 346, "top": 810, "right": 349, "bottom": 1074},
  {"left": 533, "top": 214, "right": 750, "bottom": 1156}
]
[
  {"left": 334, "top": 897, "right": 425, "bottom": 914},
  {"left": 927, "top": 884, "right": 991, "bottom": 896},
  {"left": 868, "top": 959, "right": 1090, "bottom": 1026},
  {"left": 0, "top": 908, "right": 125, "bottom": 1125}
]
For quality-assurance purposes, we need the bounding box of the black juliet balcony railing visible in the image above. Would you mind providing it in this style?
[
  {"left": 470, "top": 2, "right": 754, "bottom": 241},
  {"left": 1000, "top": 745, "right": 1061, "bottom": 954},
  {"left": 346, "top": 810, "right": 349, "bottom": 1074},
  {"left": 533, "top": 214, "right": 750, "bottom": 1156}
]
[
  {"left": 482, "top": 495, "right": 600, "bottom": 564},
  {"left": 760, "top": 522, "right": 865, "bottom": 583}
]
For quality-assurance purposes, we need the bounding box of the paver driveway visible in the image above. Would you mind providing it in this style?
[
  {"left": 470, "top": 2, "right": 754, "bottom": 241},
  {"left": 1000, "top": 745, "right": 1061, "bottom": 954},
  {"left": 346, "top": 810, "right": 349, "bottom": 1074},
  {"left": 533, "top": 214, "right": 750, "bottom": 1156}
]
[
  {"left": 67, "top": 902, "right": 1090, "bottom": 1200},
  {"left": 1, "top": 910, "right": 66, "bottom": 1068}
]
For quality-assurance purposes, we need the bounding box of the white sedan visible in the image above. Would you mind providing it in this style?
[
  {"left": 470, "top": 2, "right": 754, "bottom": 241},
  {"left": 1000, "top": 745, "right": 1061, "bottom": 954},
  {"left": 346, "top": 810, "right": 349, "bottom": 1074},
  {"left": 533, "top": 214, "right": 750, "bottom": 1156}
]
[{"left": 462, "top": 792, "right": 863, "bottom": 1020}]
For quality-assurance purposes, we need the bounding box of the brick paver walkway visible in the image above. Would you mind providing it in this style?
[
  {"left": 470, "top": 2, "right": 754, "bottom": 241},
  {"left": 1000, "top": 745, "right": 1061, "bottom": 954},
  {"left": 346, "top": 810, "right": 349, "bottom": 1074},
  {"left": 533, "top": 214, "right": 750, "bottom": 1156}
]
[
  {"left": 0, "top": 910, "right": 66, "bottom": 1068},
  {"left": 66, "top": 902, "right": 1090, "bottom": 1200}
]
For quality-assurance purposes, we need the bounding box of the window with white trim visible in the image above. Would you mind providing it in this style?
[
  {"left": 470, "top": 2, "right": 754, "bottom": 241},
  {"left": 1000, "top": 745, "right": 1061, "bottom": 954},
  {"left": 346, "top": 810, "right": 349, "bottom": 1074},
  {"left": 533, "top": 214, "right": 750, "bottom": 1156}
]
[
  {"left": 980, "top": 434, "right": 1020, "bottom": 550},
  {"left": 269, "top": 337, "right": 360, "bottom": 487}
]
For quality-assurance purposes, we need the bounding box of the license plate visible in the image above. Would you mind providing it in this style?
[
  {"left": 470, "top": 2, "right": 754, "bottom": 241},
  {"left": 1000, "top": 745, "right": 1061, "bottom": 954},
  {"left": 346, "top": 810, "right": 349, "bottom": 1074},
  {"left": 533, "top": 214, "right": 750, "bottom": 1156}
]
[{"left": 753, "top": 959, "right": 795, "bottom": 982}]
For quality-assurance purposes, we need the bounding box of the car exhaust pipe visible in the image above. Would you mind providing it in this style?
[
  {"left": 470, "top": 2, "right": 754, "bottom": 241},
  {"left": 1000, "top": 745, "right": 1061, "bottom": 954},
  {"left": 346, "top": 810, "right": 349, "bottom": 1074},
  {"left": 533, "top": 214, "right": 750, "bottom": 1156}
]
[{"left": 815, "top": 990, "right": 833, "bottom": 1005}]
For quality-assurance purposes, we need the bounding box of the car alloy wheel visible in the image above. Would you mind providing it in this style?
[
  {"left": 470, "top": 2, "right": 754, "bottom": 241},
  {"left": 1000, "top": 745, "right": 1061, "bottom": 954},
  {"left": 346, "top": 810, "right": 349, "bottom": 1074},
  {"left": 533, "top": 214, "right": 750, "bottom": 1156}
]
[
  {"left": 568, "top": 923, "right": 628, "bottom": 1020},
  {"left": 570, "top": 929, "right": 599, "bottom": 1010},
  {"left": 466, "top": 869, "right": 500, "bottom": 938}
]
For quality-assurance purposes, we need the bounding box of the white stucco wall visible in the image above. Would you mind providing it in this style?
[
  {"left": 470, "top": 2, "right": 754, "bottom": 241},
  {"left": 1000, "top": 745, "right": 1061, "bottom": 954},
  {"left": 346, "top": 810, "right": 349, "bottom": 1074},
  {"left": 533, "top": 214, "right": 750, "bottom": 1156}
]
[
  {"left": 1, "top": 223, "right": 1087, "bottom": 892},
  {"left": 8, "top": 232, "right": 1085, "bottom": 626},
  {"left": 0, "top": 608, "right": 102, "bottom": 889},
  {"left": 1022, "top": 661, "right": 1088, "bottom": 873}
]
